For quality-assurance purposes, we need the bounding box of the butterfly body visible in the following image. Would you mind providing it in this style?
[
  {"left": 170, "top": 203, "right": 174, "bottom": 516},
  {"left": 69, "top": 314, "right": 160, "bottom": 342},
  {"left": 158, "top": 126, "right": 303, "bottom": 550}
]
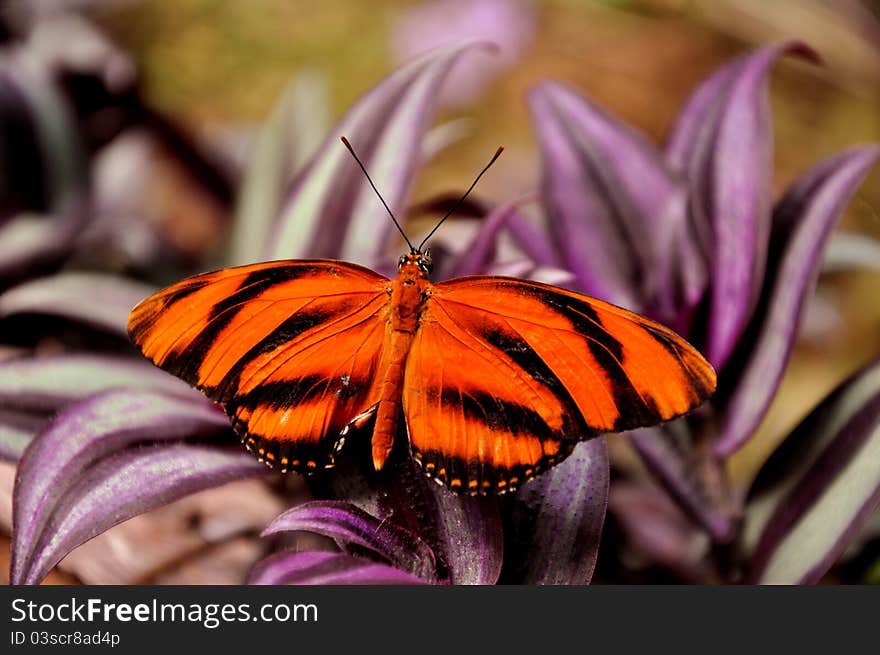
[
  {"left": 370, "top": 252, "right": 431, "bottom": 471},
  {"left": 128, "top": 251, "right": 715, "bottom": 495}
]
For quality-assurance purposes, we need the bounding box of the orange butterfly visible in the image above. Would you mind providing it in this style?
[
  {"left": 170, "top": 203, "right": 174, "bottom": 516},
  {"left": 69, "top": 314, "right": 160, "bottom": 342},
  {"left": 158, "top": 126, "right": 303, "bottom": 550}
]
[{"left": 128, "top": 138, "right": 715, "bottom": 495}]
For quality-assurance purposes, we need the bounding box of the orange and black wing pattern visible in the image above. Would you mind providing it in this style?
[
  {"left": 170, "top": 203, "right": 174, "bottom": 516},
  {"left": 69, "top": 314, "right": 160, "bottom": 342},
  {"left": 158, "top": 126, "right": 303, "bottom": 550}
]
[
  {"left": 127, "top": 260, "right": 390, "bottom": 473},
  {"left": 403, "top": 276, "right": 715, "bottom": 494}
]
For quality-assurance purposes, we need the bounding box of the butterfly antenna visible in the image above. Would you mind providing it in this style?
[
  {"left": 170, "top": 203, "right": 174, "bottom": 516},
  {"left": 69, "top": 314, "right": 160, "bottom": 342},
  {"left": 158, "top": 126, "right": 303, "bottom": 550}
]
[
  {"left": 340, "top": 136, "right": 415, "bottom": 252},
  {"left": 418, "top": 146, "right": 504, "bottom": 252}
]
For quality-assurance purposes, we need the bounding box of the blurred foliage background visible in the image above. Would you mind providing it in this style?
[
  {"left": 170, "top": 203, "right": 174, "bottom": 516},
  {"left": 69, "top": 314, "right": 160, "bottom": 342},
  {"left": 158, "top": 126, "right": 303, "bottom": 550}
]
[{"left": 1, "top": 0, "right": 878, "bottom": 582}]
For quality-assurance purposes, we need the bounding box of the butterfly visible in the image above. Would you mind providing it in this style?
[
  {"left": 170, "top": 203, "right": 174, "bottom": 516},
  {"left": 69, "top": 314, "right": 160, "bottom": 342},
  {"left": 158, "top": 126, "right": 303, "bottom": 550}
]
[{"left": 127, "top": 138, "right": 716, "bottom": 495}]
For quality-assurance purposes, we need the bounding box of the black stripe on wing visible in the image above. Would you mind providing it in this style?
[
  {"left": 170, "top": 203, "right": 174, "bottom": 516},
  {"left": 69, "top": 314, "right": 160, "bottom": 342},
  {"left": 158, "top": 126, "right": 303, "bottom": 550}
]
[
  {"left": 478, "top": 323, "right": 589, "bottom": 439},
  {"left": 161, "top": 266, "right": 323, "bottom": 385},
  {"left": 493, "top": 281, "right": 677, "bottom": 431}
]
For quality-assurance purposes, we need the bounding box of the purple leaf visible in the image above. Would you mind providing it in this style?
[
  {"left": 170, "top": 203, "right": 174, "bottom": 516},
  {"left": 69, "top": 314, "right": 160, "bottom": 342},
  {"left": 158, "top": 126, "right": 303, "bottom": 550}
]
[
  {"left": 427, "top": 488, "right": 503, "bottom": 584},
  {"left": 248, "top": 550, "right": 427, "bottom": 585},
  {"left": 608, "top": 480, "right": 715, "bottom": 583},
  {"left": 666, "top": 55, "right": 741, "bottom": 173},
  {"left": 528, "top": 81, "right": 686, "bottom": 310},
  {"left": 502, "top": 205, "right": 563, "bottom": 270},
  {"left": 0, "top": 272, "right": 156, "bottom": 337},
  {"left": 0, "top": 204, "right": 90, "bottom": 284},
  {"left": 0, "top": 56, "right": 90, "bottom": 279},
  {"left": 229, "top": 72, "right": 330, "bottom": 266},
  {"left": 0, "top": 353, "right": 206, "bottom": 461},
  {"left": 309, "top": 433, "right": 503, "bottom": 584},
  {"left": 668, "top": 42, "right": 819, "bottom": 369},
  {"left": 328, "top": 444, "right": 504, "bottom": 585},
  {"left": 714, "top": 145, "right": 880, "bottom": 458},
  {"left": 14, "top": 442, "right": 263, "bottom": 585},
  {"left": 505, "top": 439, "right": 609, "bottom": 584},
  {"left": 10, "top": 388, "right": 244, "bottom": 584},
  {"left": 629, "top": 424, "right": 734, "bottom": 542},
  {"left": 0, "top": 53, "right": 86, "bottom": 220},
  {"left": 745, "top": 357, "right": 880, "bottom": 584},
  {"left": 262, "top": 500, "right": 437, "bottom": 581},
  {"left": 444, "top": 198, "right": 556, "bottom": 277},
  {"left": 267, "top": 42, "right": 490, "bottom": 266},
  {"left": 0, "top": 354, "right": 198, "bottom": 412}
]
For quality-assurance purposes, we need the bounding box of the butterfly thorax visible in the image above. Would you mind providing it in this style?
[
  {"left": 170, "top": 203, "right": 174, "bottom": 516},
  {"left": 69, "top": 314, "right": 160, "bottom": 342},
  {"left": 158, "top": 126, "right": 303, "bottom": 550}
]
[{"left": 388, "top": 254, "right": 432, "bottom": 333}]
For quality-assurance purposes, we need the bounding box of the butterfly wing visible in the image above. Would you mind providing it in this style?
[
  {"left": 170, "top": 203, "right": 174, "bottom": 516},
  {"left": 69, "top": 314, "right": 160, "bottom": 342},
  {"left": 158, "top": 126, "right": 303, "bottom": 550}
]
[
  {"left": 403, "top": 276, "right": 715, "bottom": 494},
  {"left": 128, "top": 260, "right": 390, "bottom": 472}
]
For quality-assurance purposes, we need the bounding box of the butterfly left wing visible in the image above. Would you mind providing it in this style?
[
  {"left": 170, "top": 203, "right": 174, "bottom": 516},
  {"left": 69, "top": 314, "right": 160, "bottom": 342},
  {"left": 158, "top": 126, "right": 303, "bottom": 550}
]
[
  {"left": 402, "top": 276, "right": 715, "bottom": 494},
  {"left": 128, "top": 260, "right": 390, "bottom": 472}
]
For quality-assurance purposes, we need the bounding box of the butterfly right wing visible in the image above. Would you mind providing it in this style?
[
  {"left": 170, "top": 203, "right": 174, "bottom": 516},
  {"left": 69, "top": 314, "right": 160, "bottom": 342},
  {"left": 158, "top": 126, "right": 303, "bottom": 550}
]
[
  {"left": 127, "top": 260, "right": 391, "bottom": 472},
  {"left": 402, "top": 275, "right": 715, "bottom": 494}
]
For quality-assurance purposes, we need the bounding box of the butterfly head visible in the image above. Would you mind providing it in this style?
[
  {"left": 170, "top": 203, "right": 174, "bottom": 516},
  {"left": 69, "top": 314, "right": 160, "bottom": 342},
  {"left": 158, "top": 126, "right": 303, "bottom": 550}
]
[{"left": 398, "top": 249, "right": 433, "bottom": 278}]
